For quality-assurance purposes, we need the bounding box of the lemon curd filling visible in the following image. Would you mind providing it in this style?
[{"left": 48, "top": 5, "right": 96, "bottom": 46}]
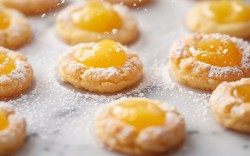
[
  {"left": 75, "top": 40, "right": 126, "bottom": 68},
  {"left": 0, "top": 11, "right": 10, "bottom": 30},
  {"left": 0, "top": 111, "right": 8, "bottom": 131},
  {"left": 0, "top": 52, "right": 16, "bottom": 76},
  {"left": 205, "top": 0, "right": 250, "bottom": 24},
  {"left": 190, "top": 38, "right": 241, "bottom": 67},
  {"left": 112, "top": 100, "right": 166, "bottom": 131},
  {"left": 233, "top": 84, "right": 250, "bottom": 103},
  {"left": 71, "top": 1, "right": 122, "bottom": 33}
]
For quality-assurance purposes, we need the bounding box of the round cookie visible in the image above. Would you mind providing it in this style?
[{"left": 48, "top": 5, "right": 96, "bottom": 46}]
[
  {"left": 186, "top": 0, "right": 250, "bottom": 39},
  {"left": 0, "top": 103, "right": 26, "bottom": 155},
  {"left": 95, "top": 97, "right": 185, "bottom": 155},
  {"left": 56, "top": 1, "right": 138, "bottom": 45},
  {"left": 210, "top": 78, "right": 250, "bottom": 133},
  {"left": 169, "top": 33, "right": 250, "bottom": 90},
  {"left": 59, "top": 40, "right": 143, "bottom": 93},
  {"left": 0, "top": 5, "right": 32, "bottom": 49},
  {"left": 0, "top": 0, "right": 63, "bottom": 15},
  {"left": 0, "top": 47, "right": 33, "bottom": 99}
]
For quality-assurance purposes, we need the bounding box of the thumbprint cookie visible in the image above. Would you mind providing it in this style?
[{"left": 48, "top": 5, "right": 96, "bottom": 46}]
[
  {"left": 0, "top": 47, "right": 33, "bottom": 99},
  {"left": 56, "top": 1, "right": 138, "bottom": 45},
  {"left": 95, "top": 97, "right": 185, "bottom": 155},
  {"left": 0, "top": 103, "right": 26, "bottom": 155},
  {"left": 210, "top": 78, "right": 250, "bottom": 133},
  {"left": 186, "top": 0, "right": 250, "bottom": 39},
  {"left": 169, "top": 33, "right": 250, "bottom": 90},
  {"left": 59, "top": 40, "right": 143, "bottom": 93},
  {"left": 0, "top": 5, "right": 32, "bottom": 49}
]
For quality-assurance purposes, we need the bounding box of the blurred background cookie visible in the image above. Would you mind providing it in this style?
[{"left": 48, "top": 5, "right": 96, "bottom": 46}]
[
  {"left": 56, "top": 1, "right": 138, "bottom": 45},
  {"left": 0, "top": 5, "right": 32, "bottom": 49},
  {"left": 0, "top": 0, "right": 63, "bottom": 15},
  {"left": 186, "top": 0, "right": 250, "bottom": 39},
  {"left": 210, "top": 78, "right": 250, "bottom": 133},
  {"left": 0, "top": 103, "right": 26, "bottom": 155}
]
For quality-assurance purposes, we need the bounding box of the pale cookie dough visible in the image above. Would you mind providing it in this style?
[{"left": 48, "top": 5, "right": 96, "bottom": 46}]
[
  {"left": 169, "top": 33, "right": 250, "bottom": 90},
  {"left": 56, "top": 1, "right": 138, "bottom": 45},
  {"left": 186, "top": 1, "right": 250, "bottom": 39},
  {"left": 59, "top": 42, "right": 143, "bottom": 93},
  {"left": 95, "top": 98, "right": 185, "bottom": 155},
  {"left": 0, "top": 5, "right": 32, "bottom": 49},
  {"left": 0, "top": 47, "right": 33, "bottom": 99},
  {"left": 0, "top": 0, "right": 63, "bottom": 15},
  {"left": 0, "top": 103, "right": 26, "bottom": 155},
  {"left": 210, "top": 78, "right": 250, "bottom": 133}
]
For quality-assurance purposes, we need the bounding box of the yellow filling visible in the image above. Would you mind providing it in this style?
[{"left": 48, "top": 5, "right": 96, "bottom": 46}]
[
  {"left": 233, "top": 84, "right": 250, "bottom": 103},
  {"left": 112, "top": 99, "right": 166, "bottom": 131},
  {"left": 75, "top": 40, "right": 126, "bottom": 68},
  {"left": 190, "top": 38, "right": 241, "bottom": 67},
  {"left": 206, "top": 0, "right": 250, "bottom": 23},
  {"left": 0, "top": 52, "right": 16, "bottom": 76},
  {"left": 0, "top": 11, "right": 10, "bottom": 30},
  {"left": 71, "top": 1, "right": 122, "bottom": 33},
  {"left": 0, "top": 111, "right": 8, "bottom": 131}
]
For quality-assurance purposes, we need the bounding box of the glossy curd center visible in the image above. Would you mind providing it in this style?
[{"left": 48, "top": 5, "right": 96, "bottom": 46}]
[
  {"left": 71, "top": 1, "right": 122, "bottom": 33},
  {"left": 190, "top": 38, "right": 241, "bottom": 67},
  {"left": 233, "top": 84, "right": 250, "bottom": 103},
  {"left": 0, "top": 52, "right": 16, "bottom": 76},
  {"left": 0, "top": 11, "right": 10, "bottom": 30},
  {"left": 0, "top": 111, "right": 8, "bottom": 131},
  {"left": 112, "top": 100, "right": 166, "bottom": 131},
  {"left": 75, "top": 40, "right": 126, "bottom": 68},
  {"left": 206, "top": 0, "right": 250, "bottom": 23}
]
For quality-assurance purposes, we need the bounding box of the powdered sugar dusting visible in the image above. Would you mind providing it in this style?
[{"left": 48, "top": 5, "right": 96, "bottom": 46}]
[
  {"left": 3, "top": 0, "right": 245, "bottom": 155},
  {"left": 8, "top": 54, "right": 210, "bottom": 140}
]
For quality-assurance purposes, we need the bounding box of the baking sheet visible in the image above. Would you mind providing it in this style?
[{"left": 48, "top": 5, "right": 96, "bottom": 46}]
[{"left": 7, "top": 0, "right": 250, "bottom": 156}]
